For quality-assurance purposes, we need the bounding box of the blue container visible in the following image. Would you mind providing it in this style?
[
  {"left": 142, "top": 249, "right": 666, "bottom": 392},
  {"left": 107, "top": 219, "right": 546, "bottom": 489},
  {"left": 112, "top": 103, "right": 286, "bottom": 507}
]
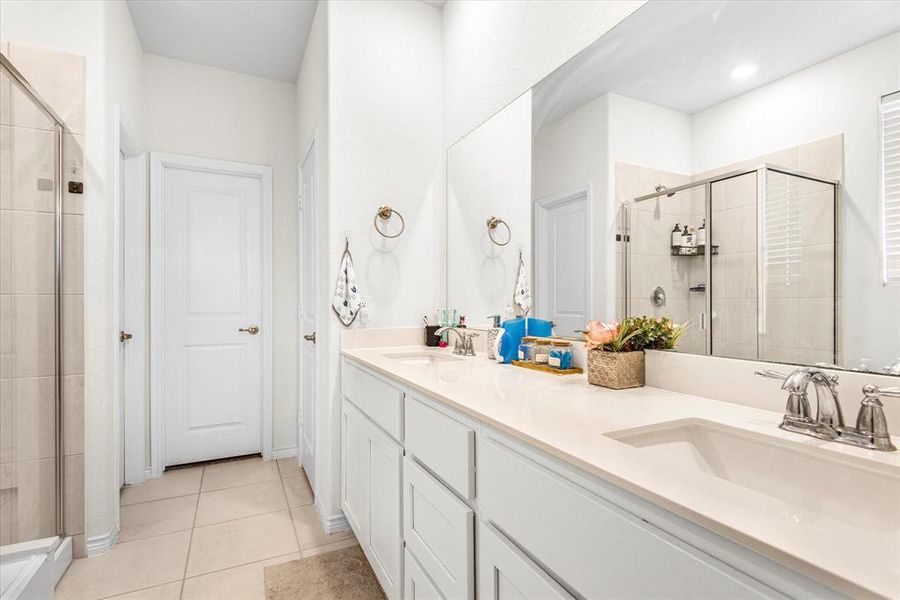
[{"left": 497, "top": 317, "right": 553, "bottom": 363}]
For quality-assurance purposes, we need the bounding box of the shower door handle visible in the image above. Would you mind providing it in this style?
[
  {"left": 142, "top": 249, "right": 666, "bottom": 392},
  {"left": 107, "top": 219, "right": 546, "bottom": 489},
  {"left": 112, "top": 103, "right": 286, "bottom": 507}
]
[{"left": 119, "top": 331, "right": 133, "bottom": 343}]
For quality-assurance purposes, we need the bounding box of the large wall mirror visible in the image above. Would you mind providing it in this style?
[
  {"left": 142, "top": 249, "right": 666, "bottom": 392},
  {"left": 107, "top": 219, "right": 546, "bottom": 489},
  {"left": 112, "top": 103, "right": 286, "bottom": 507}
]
[{"left": 446, "top": 0, "right": 900, "bottom": 375}]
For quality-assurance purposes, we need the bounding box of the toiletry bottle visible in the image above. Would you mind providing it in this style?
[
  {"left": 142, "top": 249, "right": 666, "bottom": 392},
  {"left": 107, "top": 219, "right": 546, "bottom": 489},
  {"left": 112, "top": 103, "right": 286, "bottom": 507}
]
[
  {"left": 681, "top": 226, "right": 695, "bottom": 248},
  {"left": 671, "top": 224, "right": 683, "bottom": 248},
  {"left": 697, "top": 218, "right": 706, "bottom": 247}
]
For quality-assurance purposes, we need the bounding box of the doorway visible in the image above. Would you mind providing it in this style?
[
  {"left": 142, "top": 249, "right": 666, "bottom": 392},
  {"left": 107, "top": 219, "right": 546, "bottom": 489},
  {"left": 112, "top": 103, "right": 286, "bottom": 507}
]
[
  {"left": 534, "top": 188, "right": 591, "bottom": 336},
  {"left": 150, "top": 153, "right": 273, "bottom": 469},
  {"left": 298, "top": 138, "right": 318, "bottom": 491}
]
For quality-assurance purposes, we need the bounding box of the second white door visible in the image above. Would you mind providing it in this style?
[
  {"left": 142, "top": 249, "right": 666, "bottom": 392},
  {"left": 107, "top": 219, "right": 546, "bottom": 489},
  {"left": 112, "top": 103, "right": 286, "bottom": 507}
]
[
  {"left": 298, "top": 141, "right": 317, "bottom": 489},
  {"left": 160, "top": 156, "right": 267, "bottom": 466},
  {"left": 535, "top": 190, "right": 590, "bottom": 336}
]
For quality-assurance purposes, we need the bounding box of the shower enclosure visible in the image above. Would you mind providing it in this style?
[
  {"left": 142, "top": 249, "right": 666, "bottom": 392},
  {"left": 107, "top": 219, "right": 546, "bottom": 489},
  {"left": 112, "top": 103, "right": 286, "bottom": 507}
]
[
  {"left": 0, "top": 53, "right": 71, "bottom": 598},
  {"left": 624, "top": 165, "right": 838, "bottom": 366}
]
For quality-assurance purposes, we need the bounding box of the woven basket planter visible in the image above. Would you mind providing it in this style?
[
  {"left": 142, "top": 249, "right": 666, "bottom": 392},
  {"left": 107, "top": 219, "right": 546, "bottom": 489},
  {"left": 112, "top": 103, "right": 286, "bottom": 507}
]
[{"left": 587, "top": 350, "right": 645, "bottom": 389}]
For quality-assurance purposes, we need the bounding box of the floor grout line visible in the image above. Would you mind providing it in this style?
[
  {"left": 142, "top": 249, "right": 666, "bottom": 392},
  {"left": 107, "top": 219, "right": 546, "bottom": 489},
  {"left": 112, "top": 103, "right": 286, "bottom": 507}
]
[
  {"left": 182, "top": 550, "right": 303, "bottom": 583},
  {"left": 278, "top": 464, "right": 305, "bottom": 556},
  {"left": 95, "top": 577, "right": 184, "bottom": 600},
  {"left": 178, "top": 465, "right": 205, "bottom": 600}
]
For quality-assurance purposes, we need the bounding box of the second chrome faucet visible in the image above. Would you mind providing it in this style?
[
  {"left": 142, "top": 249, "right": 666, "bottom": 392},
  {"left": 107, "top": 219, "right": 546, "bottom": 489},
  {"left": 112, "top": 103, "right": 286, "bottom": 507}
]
[{"left": 756, "top": 366, "right": 897, "bottom": 451}]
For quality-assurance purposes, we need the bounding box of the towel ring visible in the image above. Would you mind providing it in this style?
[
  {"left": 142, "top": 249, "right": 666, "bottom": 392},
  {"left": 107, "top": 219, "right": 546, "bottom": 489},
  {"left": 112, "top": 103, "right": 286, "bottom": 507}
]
[
  {"left": 486, "top": 216, "right": 511, "bottom": 246},
  {"left": 374, "top": 205, "right": 405, "bottom": 239}
]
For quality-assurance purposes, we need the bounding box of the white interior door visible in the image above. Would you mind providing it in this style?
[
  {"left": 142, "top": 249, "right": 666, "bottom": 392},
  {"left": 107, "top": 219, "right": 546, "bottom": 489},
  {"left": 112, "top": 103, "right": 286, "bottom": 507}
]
[
  {"left": 118, "top": 149, "right": 126, "bottom": 489},
  {"left": 161, "top": 160, "right": 265, "bottom": 466},
  {"left": 298, "top": 143, "right": 317, "bottom": 489},
  {"left": 535, "top": 190, "right": 590, "bottom": 336}
]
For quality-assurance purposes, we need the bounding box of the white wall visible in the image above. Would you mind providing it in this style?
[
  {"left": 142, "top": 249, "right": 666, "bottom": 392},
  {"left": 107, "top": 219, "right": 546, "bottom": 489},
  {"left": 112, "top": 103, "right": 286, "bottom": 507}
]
[
  {"left": 315, "top": 0, "right": 443, "bottom": 521},
  {"left": 0, "top": 0, "right": 144, "bottom": 551},
  {"left": 691, "top": 32, "right": 900, "bottom": 369},
  {"left": 447, "top": 92, "right": 532, "bottom": 323},
  {"left": 141, "top": 54, "right": 299, "bottom": 454},
  {"left": 442, "top": 0, "right": 646, "bottom": 147}
]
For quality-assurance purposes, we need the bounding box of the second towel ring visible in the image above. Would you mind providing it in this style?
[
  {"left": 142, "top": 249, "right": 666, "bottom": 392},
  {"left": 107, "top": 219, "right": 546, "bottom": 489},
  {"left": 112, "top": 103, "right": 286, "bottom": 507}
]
[
  {"left": 486, "top": 216, "right": 511, "bottom": 246},
  {"left": 374, "top": 205, "right": 405, "bottom": 239}
]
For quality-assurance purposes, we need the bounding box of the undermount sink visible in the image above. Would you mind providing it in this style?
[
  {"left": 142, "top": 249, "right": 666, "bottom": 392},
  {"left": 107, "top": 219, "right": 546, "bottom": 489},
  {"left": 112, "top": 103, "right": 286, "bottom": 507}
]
[
  {"left": 383, "top": 351, "right": 464, "bottom": 365},
  {"left": 607, "top": 418, "right": 900, "bottom": 532}
]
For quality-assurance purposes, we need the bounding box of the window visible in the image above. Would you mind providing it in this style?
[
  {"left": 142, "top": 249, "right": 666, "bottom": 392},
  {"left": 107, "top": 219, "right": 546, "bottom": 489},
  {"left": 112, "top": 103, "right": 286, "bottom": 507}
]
[{"left": 882, "top": 90, "right": 900, "bottom": 284}]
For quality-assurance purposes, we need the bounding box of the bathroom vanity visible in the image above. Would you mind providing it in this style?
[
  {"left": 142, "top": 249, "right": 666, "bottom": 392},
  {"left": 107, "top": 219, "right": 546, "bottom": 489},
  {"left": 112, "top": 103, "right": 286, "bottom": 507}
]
[
  {"left": 337, "top": 3, "right": 900, "bottom": 598},
  {"left": 339, "top": 344, "right": 899, "bottom": 600}
]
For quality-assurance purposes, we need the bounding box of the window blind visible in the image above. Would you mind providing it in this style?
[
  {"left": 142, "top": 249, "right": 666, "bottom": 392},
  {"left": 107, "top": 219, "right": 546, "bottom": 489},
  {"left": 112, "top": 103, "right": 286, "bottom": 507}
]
[
  {"left": 883, "top": 90, "right": 900, "bottom": 284},
  {"left": 765, "top": 171, "right": 803, "bottom": 290}
]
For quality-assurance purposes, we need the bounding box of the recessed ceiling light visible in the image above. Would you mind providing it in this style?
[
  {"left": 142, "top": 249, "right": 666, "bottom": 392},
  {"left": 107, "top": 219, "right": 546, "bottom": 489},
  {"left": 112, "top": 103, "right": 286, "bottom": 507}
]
[{"left": 730, "top": 63, "right": 758, "bottom": 80}]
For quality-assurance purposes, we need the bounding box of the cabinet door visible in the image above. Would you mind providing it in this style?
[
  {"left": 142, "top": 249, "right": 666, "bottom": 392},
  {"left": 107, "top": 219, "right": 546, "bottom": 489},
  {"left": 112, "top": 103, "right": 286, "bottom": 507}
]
[
  {"left": 367, "top": 423, "right": 403, "bottom": 599},
  {"left": 404, "top": 457, "right": 475, "bottom": 599},
  {"left": 341, "top": 402, "right": 368, "bottom": 538},
  {"left": 404, "top": 549, "right": 443, "bottom": 600},
  {"left": 478, "top": 521, "right": 574, "bottom": 600}
]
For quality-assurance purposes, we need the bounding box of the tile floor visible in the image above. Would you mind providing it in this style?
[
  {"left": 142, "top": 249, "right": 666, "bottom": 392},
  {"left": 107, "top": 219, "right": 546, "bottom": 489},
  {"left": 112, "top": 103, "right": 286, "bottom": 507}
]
[{"left": 54, "top": 456, "right": 357, "bottom": 600}]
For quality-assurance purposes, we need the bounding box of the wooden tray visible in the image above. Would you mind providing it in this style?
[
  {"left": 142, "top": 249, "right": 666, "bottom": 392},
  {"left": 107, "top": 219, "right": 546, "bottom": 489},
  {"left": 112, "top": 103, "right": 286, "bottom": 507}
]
[{"left": 511, "top": 360, "right": 583, "bottom": 376}]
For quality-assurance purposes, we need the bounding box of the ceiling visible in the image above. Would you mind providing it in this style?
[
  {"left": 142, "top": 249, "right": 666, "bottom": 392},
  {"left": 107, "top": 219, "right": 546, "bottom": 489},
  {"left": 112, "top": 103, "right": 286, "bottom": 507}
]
[
  {"left": 126, "top": 0, "right": 319, "bottom": 82},
  {"left": 533, "top": 0, "right": 900, "bottom": 132}
]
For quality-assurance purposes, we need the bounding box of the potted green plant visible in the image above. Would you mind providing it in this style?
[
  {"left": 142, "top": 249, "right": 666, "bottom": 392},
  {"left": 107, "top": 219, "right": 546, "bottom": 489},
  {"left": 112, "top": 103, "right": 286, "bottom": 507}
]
[{"left": 583, "top": 317, "right": 688, "bottom": 389}]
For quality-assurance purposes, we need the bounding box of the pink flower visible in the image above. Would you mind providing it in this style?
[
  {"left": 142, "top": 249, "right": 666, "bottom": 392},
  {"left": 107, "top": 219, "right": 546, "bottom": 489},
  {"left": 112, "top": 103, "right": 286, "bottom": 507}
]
[{"left": 584, "top": 320, "right": 618, "bottom": 350}]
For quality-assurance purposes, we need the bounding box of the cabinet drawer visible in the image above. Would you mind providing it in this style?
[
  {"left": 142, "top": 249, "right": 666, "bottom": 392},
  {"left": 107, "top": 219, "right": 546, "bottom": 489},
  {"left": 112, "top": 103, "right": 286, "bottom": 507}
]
[
  {"left": 404, "top": 549, "right": 443, "bottom": 600},
  {"left": 478, "top": 521, "right": 574, "bottom": 600},
  {"left": 405, "top": 394, "right": 475, "bottom": 499},
  {"left": 403, "top": 457, "right": 475, "bottom": 600},
  {"left": 341, "top": 359, "right": 404, "bottom": 442},
  {"left": 479, "top": 436, "right": 777, "bottom": 599}
]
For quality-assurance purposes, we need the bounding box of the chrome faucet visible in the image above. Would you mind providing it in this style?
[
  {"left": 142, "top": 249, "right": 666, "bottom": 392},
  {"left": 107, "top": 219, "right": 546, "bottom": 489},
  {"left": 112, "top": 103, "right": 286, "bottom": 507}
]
[
  {"left": 434, "top": 326, "right": 479, "bottom": 357},
  {"left": 756, "top": 367, "right": 897, "bottom": 451}
]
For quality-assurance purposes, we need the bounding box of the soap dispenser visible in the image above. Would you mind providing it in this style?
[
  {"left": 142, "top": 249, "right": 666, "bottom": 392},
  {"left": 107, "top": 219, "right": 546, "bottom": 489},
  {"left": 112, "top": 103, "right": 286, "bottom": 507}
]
[{"left": 671, "top": 223, "right": 683, "bottom": 248}]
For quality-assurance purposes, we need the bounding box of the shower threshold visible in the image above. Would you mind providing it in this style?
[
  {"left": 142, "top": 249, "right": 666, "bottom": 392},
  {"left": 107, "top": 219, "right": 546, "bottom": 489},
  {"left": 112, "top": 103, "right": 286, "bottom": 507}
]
[{"left": 0, "top": 536, "right": 71, "bottom": 600}]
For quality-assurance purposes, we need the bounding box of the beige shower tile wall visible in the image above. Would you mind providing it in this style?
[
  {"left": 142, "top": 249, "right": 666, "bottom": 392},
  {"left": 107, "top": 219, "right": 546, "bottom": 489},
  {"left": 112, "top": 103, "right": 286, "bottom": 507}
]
[
  {"left": 616, "top": 163, "right": 696, "bottom": 346},
  {"left": 0, "top": 40, "right": 85, "bottom": 555}
]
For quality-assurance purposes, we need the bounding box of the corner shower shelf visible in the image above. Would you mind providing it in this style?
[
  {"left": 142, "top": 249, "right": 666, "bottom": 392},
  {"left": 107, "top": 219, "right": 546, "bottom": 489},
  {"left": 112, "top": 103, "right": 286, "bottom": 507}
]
[{"left": 671, "top": 245, "right": 718, "bottom": 256}]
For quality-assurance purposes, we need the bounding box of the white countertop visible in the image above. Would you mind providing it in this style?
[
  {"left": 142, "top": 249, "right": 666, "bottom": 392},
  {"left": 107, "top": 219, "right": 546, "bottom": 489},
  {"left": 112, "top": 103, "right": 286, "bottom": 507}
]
[{"left": 342, "top": 345, "right": 900, "bottom": 599}]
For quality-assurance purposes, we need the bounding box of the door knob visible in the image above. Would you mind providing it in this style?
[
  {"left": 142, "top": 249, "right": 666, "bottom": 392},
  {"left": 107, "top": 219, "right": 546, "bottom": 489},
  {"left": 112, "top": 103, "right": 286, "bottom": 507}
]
[
  {"left": 303, "top": 332, "right": 316, "bottom": 343},
  {"left": 239, "top": 325, "right": 260, "bottom": 335},
  {"left": 119, "top": 331, "right": 133, "bottom": 343}
]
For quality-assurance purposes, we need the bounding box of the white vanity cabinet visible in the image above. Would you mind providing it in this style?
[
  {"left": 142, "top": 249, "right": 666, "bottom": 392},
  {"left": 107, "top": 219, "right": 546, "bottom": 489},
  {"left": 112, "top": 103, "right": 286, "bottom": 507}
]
[
  {"left": 340, "top": 366, "right": 404, "bottom": 600},
  {"left": 340, "top": 356, "right": 839, "bottom": 600}
]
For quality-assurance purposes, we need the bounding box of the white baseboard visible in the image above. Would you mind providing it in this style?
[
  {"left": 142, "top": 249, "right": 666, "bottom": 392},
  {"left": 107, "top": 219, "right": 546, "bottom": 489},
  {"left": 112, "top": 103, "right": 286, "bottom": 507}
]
[
  {"left": 86, "top": 522, "right": 119, "bottom": 556},
  {"left": 271, "top": 446, "right": 298, "bottom": 460},
  {"left": 315, "top": 498, "right": 349, "bottom": 535}
]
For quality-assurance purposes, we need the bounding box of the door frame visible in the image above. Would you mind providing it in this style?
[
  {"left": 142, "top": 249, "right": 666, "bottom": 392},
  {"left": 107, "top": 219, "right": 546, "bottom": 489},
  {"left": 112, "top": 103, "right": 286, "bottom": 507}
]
[
  {"left": 115, "top": 107, "right": 148, "bottom": 486},
  {"left": 297, "top": 132, "right": 318, "bottom": 488},
  {"left": 533, "top": 185, "right": 593, "bottom": 333},
  {"left": 149, "top": 152, "right": 273, "bottom": 476}
]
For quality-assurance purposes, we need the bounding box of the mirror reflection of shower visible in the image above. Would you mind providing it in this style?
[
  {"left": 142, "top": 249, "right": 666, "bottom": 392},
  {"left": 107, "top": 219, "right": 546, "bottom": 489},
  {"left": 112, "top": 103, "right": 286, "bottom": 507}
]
[{"left": 624, "top": 145, "right": 838, "bottom": 366}]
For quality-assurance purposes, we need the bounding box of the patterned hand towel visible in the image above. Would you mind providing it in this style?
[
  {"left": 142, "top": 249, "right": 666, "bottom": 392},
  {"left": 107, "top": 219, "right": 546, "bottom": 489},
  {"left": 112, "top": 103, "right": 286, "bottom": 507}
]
[
  {"left": 332, "top": 242, "right": 361, "bottom": 326},
  {"left": 513, "top": 251, "right": 532, "bottom": 316}
]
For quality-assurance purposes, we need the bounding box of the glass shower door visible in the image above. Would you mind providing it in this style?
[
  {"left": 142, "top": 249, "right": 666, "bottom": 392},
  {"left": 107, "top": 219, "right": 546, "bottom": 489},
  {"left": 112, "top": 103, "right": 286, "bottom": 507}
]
[
  {"left": 0, "top": 62, "right": 63, "bottom": 552},
  {"left": 709, "top": 171, "right": 759, "bottom": 360},
  {"left": 760, "top": 169, "right": 836, "bottom": 365}
]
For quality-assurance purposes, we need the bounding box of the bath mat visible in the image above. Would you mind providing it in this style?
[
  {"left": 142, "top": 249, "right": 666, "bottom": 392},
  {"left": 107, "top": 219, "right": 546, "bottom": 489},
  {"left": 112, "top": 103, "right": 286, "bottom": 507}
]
[{"left": 264, "top": 545, "right": 385, "bottom": 600}]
